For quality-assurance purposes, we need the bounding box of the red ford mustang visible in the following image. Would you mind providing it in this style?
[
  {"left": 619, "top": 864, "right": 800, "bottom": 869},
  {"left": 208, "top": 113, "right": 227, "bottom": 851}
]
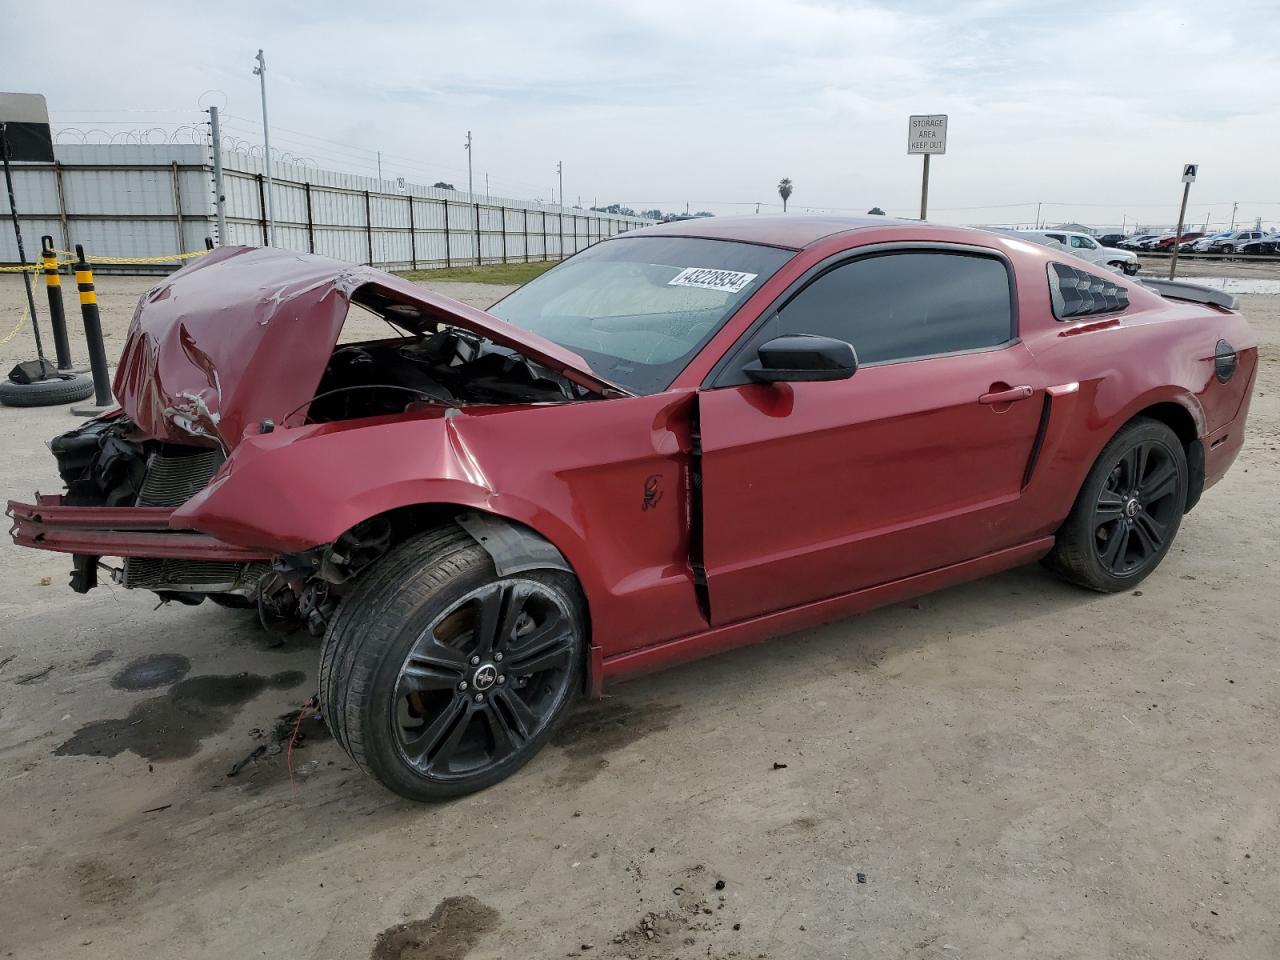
[{"left": 8, "top": 216, "right": 1256, "bottom": 800}]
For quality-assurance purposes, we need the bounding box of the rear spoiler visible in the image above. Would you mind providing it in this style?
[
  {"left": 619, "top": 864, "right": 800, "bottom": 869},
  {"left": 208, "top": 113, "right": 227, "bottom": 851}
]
[{"left": 1139, "top": 278, "right": 1238, "bottom": 311}]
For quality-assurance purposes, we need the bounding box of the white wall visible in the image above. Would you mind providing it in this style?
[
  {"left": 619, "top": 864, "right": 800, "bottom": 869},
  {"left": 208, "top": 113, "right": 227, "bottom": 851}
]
[{"left": 2, "top": 144, "right": 649, "bottom": 269}]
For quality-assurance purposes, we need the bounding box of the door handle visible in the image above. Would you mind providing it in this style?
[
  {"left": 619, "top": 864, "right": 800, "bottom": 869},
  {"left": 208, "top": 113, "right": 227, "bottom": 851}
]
[{"left": 979, "top": 385, "right": 1034, "bottom": 405}]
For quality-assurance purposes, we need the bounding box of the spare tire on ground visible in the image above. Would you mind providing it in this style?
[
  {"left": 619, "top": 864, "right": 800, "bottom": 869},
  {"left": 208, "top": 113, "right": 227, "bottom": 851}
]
[{"left": 0, "top": 373, "right": 96, "bottom": 407}]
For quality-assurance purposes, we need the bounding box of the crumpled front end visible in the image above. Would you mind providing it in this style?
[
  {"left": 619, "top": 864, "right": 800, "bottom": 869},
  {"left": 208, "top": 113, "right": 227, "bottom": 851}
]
[
  {"left": 111, "top": 245, "right": 358, "bottom": 449},
  {"left": 7, "top": 414, "right": 272, "bottom": 597},
  {"left": 10, "top": 244, "right": 622, "bottom": 621},
  {"left": 110, "top": 245, "right": 621, "bottom": 451}
]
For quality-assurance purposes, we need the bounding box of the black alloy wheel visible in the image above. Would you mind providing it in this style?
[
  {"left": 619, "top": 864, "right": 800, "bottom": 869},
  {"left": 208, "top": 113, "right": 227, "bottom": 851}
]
[
  {"left": 392, "top": 579, "right": 577, "bottom": 781},
  {"left": 320, "top": 527, "right": 585, "bottom": 801},
  {"left": 1091, "top": 439, "right": 1182, "bottom": 577},
  {"left": 1044, "top": 417, "right": 1188, "bottom": 593}
]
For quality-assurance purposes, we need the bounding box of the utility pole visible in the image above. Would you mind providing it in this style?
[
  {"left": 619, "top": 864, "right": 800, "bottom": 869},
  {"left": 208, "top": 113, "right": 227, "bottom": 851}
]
[
  {"left": 252, "top": 49, "right": 275, "bottom": 245},
  {"left": 1035, "top": 201, "right": 1042, "bottom": 229},
  {"left": 1229, "top": 201, "right": 1238, "bottom": 231},
  {"left": 465, "top": 131, "right": 473, "bottom": 198},
  {"left": 208, "top": 105, "right": 226, "bottom": 244},
  {"left": 464, "top": 131, "right": 479, "bottom": 265},
  {"left": 485, "top": 172, "right": 489, "bottom": 203},
  {"left": 377, "top": 151, "right": 382, "bottom": 183},
  {"left": 556, "top": 160, "right": 564, "bottom": 259}
]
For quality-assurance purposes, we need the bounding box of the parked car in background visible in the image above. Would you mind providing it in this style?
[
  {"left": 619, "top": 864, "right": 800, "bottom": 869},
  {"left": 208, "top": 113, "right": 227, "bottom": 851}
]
[
  {"left": 1031, "top": 230, "right": 1140, "bottom": 275},
  {"left": 1210, "top": 231, "right": 1266, "bottom": 253},
  {"left": 1119, "top": 234, "right": 1158, "bottom": 250},
  {"left": 1239, "top": 233, "right": 1280, "bottom": 255},
  {"left": 1096, "top": 234, "right": 1127, "bottom": 248},
  {"left": 8, "top": 220, "right": 1256, "bottom": 800},
  {"left": 1187, "top": 232, "right": 1233, "bottom": 252},
  {"left": 1156, "top": 232, "right": 1203, "bottom": 251}
]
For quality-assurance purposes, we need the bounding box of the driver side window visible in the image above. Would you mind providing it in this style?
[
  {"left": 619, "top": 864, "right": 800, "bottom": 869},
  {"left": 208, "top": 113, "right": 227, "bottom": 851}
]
[
  {"left": 724, "top": 250, "right": 1014, "bottom": 379},
  {"left": 1070, "top": 235, "right": 1096, "bottom": 249}
]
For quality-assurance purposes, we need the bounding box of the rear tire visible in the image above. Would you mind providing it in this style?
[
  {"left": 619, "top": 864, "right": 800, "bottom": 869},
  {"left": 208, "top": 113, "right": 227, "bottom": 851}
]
[
  {"left": 319, "top": 526, "right": 585, "bottom": 801},
  {"left": 1045, "top": 418, "right": 1188, "bottom": 592}
]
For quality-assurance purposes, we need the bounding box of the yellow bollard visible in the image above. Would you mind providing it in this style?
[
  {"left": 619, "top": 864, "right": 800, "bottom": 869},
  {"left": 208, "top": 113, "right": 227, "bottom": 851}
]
[{"left": 41, "top": 235, "right": 73, "bottom": 370}]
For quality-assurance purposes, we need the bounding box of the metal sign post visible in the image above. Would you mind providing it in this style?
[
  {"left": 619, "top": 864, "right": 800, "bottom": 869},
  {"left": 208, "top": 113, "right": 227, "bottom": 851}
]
[
  {"left": 908, "top": 114, "right": 947, "bottom": 220},
  {"left": 1169, "top": 163, "right": 1197, "bottom": 280}
]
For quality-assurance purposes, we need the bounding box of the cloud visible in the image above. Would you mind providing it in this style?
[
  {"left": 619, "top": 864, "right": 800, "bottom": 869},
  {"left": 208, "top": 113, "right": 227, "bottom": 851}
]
[{"left": 4, "top": 0, "right": 1276, "bottom": 226}]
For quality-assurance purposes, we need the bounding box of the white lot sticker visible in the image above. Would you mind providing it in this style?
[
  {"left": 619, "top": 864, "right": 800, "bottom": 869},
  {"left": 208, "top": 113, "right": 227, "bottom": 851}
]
[{"left": 668, "top": 267, "right": 758, "bottom": 294}]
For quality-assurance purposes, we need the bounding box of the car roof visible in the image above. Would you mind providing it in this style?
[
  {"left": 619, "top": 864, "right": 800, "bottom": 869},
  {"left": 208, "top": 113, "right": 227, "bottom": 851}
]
[{"left": 630, "top": 214, "right": 915, "bottom": 250}]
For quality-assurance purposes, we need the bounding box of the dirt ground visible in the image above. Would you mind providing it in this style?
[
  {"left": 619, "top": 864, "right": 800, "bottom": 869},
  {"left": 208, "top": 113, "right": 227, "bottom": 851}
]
[{"left": 1, "top": 261, "right": 1278, "bottom": 960}]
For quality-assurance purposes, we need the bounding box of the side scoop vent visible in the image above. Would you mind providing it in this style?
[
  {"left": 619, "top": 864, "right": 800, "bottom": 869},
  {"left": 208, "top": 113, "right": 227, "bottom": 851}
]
[{"left": 1047, "top": 263, "right": 1130, "bottom": 320}]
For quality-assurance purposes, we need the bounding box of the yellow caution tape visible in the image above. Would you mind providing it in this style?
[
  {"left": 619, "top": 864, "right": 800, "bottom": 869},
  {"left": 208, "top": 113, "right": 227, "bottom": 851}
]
[
  {"left": 2, "top": 248, "right": 209, "bottom": 342},
  {"left": 53, "top": 248, "right": 208, "bottom": 265},
  {"left": 1, "top": 248, "right": 208, "bottom": 272},
  {"left": 0, "top": 259, "right": 70, "bottom": 273}
]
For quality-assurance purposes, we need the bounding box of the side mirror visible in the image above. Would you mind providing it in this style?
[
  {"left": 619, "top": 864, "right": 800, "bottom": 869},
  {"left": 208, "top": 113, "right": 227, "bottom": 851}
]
[{"left": 744, "top": 334, "right": 858, "bottom": 384}]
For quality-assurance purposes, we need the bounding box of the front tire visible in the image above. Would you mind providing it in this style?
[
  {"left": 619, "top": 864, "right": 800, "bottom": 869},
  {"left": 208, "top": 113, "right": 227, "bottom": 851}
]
[
  {"left": 1045, "top": 418, "right": 1188, "bottom": 592},
  {"left": 319, "top": 526, "right": 584, "bottom": 801}
]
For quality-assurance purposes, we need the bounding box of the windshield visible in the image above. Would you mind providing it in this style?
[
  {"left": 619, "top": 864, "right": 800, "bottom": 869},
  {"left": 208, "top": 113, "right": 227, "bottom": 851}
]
[{"left": 488, "top": 236, "right": 792, "bottom": 394}]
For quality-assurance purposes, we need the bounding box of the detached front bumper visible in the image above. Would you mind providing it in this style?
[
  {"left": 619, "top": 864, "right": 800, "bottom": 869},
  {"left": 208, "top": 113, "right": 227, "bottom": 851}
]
[{"left": 7, "top": 495, "right": 272, "bottom": 563}]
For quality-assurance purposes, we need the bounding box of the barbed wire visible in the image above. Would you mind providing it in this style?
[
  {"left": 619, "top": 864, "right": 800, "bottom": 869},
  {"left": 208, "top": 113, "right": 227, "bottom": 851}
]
[
  {"left": 54, "top": 125, "right": 206, "bottom": 145},
  {"left": 50, "top": 123, "right": 319, "bottom": 167}
]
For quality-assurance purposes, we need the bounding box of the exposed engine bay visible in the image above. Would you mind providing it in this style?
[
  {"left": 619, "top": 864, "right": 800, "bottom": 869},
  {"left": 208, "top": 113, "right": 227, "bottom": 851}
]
[
  {"left": 305, "top": 320, "right": 594, "bottom": 425},
  {"left": 45, "top": 308, "right": 597, "bottom": 633}
]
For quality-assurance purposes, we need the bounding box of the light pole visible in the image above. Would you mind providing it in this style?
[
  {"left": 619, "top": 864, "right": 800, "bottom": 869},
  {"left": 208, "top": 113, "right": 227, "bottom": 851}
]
[
  {"left": 465, "top": 130, "right": 473, "bottom": 197},
  {"left": 464, "top": 131, "right": 480, "bottom": 264},
  {"left": 556, "top": 160, "right": 564, "bottom": 258},
  {"left": 252, "top": 49, "right": 275, "bottom": 245}
]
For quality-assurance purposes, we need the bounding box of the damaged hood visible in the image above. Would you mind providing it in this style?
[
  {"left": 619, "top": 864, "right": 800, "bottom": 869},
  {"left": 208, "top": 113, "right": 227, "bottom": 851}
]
[{"left": 113, "top": 246, "right": 625, "bottom": 447}]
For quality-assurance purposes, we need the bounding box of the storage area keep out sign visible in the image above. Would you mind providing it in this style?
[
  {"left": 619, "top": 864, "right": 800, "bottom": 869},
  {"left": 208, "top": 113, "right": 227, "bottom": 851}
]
[{"left": 908, "top": 115, "right": 948, "bottom": 155}]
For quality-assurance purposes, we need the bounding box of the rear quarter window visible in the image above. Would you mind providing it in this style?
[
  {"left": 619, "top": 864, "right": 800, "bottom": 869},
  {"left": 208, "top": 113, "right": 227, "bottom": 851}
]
[{"left": 1047, "top": 263, "right": 1130, "bottom": 320}]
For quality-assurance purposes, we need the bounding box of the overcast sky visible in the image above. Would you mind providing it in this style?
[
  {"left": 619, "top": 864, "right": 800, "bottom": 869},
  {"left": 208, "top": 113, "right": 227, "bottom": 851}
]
[{"left": 5, "top": 0, "right": 1277, "bottom": 228}]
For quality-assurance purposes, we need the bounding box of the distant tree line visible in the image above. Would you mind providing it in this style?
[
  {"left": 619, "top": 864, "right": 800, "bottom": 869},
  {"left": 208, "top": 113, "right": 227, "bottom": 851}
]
[{"left": 590, "top": 203, "right": 713, "bottom": 222}]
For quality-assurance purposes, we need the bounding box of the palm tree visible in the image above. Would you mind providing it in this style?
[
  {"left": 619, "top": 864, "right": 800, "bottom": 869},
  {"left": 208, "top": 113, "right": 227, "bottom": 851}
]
[{"left": 777, "top": 178, "right": 793, "bottom": 213}]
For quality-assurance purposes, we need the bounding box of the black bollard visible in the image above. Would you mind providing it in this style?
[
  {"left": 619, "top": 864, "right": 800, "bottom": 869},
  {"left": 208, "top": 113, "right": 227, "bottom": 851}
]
[
  {"left": 41, "top": 235, "right": 73, "bottom": 371},
  {"left": 74, "top": 245, "right": 112, "bottom": 407}
]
